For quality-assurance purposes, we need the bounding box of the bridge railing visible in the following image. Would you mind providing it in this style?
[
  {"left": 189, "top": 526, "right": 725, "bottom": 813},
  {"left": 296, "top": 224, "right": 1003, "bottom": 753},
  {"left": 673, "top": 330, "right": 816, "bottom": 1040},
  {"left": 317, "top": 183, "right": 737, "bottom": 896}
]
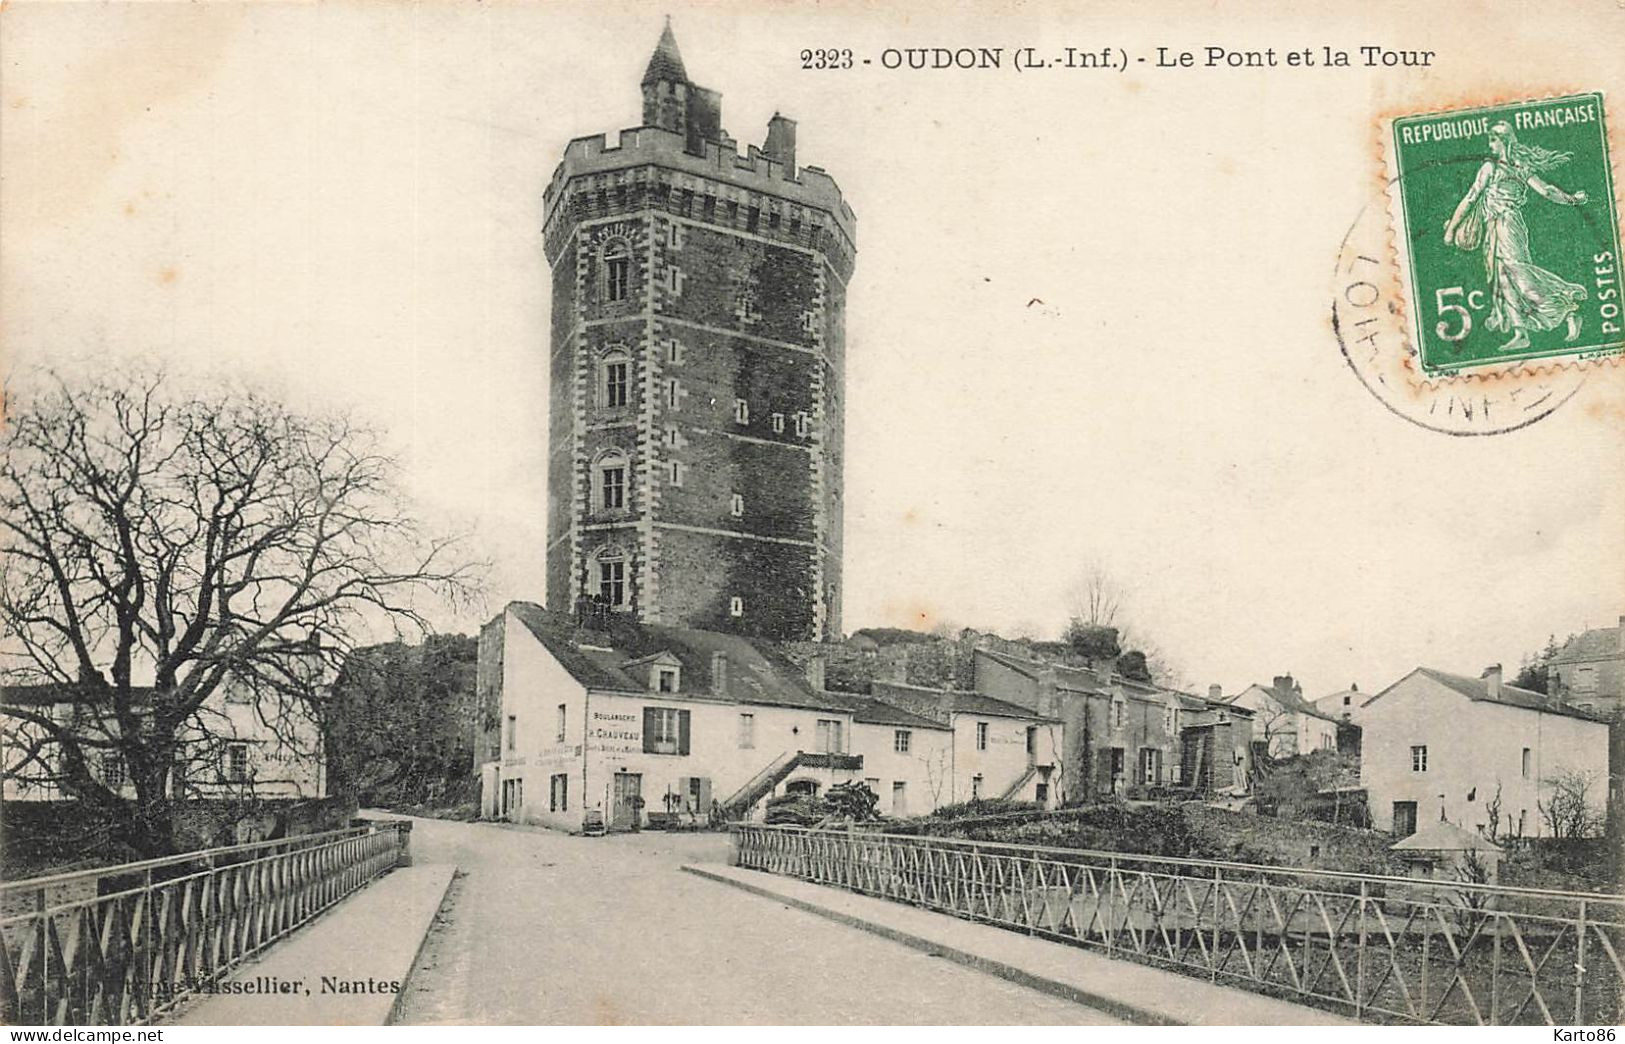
[
  {"left": 731, "top": 823, "right": 1625, "bottom": 1026},
  {"left": 0, "top": 821, "right": 410, "bottom": 1026}
]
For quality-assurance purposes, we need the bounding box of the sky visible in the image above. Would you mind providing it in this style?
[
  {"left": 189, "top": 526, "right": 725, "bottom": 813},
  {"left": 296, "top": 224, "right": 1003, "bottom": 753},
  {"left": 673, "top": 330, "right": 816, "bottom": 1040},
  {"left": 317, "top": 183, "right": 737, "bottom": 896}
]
[{"left": 3, "top": 1, "right": 1622, "bottom": 702}]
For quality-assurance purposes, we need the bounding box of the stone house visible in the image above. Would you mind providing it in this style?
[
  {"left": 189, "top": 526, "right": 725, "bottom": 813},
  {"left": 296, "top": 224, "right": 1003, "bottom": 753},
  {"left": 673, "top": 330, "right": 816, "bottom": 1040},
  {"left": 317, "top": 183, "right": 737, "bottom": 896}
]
[
  {"left": 970, "top": 649, "right": 1251, "bottom": 801},
  {"left": 1359, "top": 665, "right": 1610, "bottom": 838},
  {"left": 1549, "top": 614, "right": 1625, "bottom": 719}
]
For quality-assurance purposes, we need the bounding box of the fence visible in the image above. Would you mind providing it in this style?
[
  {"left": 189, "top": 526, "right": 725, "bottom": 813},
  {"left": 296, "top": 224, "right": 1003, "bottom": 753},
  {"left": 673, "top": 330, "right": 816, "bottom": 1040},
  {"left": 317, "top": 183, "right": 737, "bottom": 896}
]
[
  {"left": 0, "top": 821, "right": 410, "bottom": 1026},
  {"left": 732, "top": 823, "right": 1625, "bottom": 1025}
]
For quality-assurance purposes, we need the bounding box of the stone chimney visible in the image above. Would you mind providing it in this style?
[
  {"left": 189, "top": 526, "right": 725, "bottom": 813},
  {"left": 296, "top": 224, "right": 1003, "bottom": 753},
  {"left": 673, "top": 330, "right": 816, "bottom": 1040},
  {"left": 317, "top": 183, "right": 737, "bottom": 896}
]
[
  {"left": 712, "top": 651, "right": 729, "bottom": 698},
  {"left": 1036, "top": 668, "right": 1058, "bottom": 718},
  {"left": 763, "top": 113, "right": 797, "bottom": 176},
  {"left": 1208, "top": 683, "right": 1223, "bottom": 702},
  {"left": 1482, "top": 663, "right": 1502, "bottom": 700},
  {"left": 1273, "top": 674, "right": 1298, "bottom": 696},
  {"left": 805, "top": 654, "right": 826, "bottom": 692}
]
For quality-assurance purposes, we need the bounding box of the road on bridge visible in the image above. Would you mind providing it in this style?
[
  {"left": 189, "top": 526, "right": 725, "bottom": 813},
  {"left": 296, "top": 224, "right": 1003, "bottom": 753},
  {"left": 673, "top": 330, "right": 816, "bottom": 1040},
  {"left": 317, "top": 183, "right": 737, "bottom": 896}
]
[{"left": 393, "top": 815, "right": 1122, "bottom": 1025}]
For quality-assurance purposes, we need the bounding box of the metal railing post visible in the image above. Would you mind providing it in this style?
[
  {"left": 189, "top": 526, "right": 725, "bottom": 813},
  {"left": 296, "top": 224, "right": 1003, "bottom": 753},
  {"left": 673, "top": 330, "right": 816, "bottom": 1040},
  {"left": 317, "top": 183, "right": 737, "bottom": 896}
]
[
  {"left": 1106, "top": 855, "right": 1117, "bottom": 957},
  {"left": 1574, "top": 899, "right": 1588, "bottom": 1024},
  {"left": 1355, "top": 880, "right": 1368, "bottom": 1019}
]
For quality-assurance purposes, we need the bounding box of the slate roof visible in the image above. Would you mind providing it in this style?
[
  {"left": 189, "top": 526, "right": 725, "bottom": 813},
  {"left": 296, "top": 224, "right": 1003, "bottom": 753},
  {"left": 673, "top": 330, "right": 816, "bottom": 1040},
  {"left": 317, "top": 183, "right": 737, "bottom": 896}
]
[
  {"left": 1552, "top": 622, "right": 1623, "bottom": 663},
  {"left": 641, "top": 21, "right": 689, "bottom": 86},
  {"left": 1232, "top": 681, "right": 1341, "bottom": 723},
  {"left": 1363, "top": 667, "right": 1609, "bottom": 724},
  {"left": 1391, "top": 819, "right": 1503, "bottom": 854},
  {"left": 505, "top": 602, "right": 849, "bottom": 713},
  {"left": 948, "top": 690, "right": 1059, "bottom": 722},
  {"left": 831, "top": 695, "right": 951, "bottom": 731},
  {"left": 976, "top": 648, "right": 1111, "bottom": 694}
]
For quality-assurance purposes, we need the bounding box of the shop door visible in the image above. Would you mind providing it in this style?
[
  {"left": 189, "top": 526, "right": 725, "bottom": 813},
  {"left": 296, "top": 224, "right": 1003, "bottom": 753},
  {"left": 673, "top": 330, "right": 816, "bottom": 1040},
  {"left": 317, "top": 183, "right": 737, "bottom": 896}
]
[{"left": 612, "top": 772, "right": 643, "bottom": 831}]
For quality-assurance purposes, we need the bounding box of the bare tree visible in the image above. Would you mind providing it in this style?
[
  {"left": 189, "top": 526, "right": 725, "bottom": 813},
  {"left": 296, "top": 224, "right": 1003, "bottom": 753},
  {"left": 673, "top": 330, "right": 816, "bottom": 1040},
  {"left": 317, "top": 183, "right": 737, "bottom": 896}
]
[
  {"left": 1065, "top": 561, "right": 1122, "bottom": 629},
  {"left": 0, "top": 367, "right": 479, "bottom": 855},
  {"left": 1538, "top": 768, "right": 1602, "bottom": 840},
  {"left": 1062, "top": 560, "right": 1184, "bottom": 686},
  {"left": 922, "top": 745, "right": 951, "bottom": 808},
  {"left": 1480, "top": 781, "right": 1504, "bottom": 842}
]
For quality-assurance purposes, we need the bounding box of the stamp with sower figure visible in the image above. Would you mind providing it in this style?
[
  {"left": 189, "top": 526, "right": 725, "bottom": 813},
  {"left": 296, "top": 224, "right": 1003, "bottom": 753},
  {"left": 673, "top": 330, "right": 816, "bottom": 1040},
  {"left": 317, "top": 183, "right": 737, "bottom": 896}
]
[{"left": 1386, "top": 92, "right": 1623, "bottom": 376}]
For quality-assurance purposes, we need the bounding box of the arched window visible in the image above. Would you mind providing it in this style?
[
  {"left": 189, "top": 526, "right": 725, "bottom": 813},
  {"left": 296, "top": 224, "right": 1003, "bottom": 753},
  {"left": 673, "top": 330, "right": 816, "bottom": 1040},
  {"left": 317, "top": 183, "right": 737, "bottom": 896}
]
[
  {"left": 599, "top": 349, "right": 630, "bottom": 409},
  {"left": 593, "top": 545, "right": 629, "bottom": 608},
  {"left": 602, "top": 239, "right": 631, "bottom": 302},
  {"left": 593, "top": 451, "right": 629, "bottom": 513}
]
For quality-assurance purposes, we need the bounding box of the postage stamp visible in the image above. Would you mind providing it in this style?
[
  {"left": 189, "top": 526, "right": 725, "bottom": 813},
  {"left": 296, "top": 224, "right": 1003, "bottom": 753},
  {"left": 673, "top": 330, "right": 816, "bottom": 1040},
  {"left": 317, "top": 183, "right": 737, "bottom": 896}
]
[{"left": 1385, "top": 92, "right": 1623, "bottom": 377}]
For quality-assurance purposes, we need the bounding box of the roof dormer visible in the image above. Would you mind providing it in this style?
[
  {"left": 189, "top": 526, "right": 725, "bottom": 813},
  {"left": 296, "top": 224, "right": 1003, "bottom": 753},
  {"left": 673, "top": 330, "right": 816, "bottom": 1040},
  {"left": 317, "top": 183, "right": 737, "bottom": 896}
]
[{"left": 625, "top": 650, "right": 684, "bottom": 694}]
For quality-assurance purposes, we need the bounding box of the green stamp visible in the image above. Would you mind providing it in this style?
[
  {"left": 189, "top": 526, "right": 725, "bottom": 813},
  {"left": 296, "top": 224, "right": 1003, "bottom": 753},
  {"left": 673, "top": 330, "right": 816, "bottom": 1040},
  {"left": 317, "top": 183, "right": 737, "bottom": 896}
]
[{"left": 1389, "top": 93, "right": 1623, "bottom": 375}]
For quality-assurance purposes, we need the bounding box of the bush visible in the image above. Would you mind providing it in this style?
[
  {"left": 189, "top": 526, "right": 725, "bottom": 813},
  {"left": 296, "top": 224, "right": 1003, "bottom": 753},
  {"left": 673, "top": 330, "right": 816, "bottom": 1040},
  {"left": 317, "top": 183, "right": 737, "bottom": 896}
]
[{"left": 928, "top": 798, "right": 1043, "bottom": 820}]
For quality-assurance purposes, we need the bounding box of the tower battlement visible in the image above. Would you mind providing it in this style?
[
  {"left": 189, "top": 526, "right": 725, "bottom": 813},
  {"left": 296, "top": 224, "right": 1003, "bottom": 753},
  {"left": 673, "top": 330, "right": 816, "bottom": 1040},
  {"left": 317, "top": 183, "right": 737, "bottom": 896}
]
[
  {"left": 542, "top": 126, "right": 856, "bottom": 246},
  {"left": 542, "top": 126, "right": 864, "bottom": 273}
]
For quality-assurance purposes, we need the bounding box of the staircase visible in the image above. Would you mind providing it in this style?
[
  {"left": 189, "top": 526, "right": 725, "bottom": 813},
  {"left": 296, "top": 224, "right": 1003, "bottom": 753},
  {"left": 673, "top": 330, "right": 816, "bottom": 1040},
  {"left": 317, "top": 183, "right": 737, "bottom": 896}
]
[
  {"left": 1000, "top": 765, "right": 1039, "bottom": 800},
  {"left": 721, "top": 751, "right": 801, "bottom": 818}
]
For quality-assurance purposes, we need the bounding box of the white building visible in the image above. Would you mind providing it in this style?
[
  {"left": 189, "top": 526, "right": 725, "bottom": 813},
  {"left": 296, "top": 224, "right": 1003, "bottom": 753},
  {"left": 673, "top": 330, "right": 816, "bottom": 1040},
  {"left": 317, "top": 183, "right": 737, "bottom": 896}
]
[
  {"left": 867, "top": 680, "right": 1064, "bottom": 807},
  {"left": 476, "top": 602, "right": 1068, "bottom": 831},
  {"left": 1224, "top": 675, "right": 1341, "bottom": 758},
  {"left": 836, "top": 696, "right": 952, "bottom": 818},
  {"left": 2, "top": 677, "right": 327, "bottom": 803},
  {"left": 1360, "top": 665, "right": 1610, "bottom": 837}
]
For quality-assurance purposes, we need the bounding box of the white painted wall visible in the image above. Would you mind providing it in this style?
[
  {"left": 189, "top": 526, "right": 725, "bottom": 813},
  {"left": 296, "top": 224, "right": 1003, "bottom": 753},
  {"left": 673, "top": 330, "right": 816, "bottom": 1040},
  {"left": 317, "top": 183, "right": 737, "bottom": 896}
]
[
  {"left": 583, "top": 691, "right": 857, "bottom": 825},
  {"left": 853, "top": 721, "right": 952, "bottom": 817},
  {"left": 1361, "top": 672, "right": 1610, "bottom": 837},
  {"left": 950, "top": 713, "right": 1057, "bottom": 804},
  {"left": 499, "top": 609, "right": 590, "bottom": 831}
]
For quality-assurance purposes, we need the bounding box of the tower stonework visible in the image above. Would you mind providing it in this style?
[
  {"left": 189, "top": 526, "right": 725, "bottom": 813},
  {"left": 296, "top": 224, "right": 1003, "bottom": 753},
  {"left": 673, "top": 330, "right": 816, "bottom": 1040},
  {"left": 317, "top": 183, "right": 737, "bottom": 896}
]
[{"left": 542, "top": 23, "right": 856, "bottom": 641}]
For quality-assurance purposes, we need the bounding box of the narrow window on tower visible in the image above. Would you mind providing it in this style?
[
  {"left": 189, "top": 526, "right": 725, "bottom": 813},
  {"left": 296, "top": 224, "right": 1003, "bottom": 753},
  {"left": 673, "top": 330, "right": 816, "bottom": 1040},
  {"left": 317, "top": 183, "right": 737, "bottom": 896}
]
[
  {"left": 665, "top": 378, "right": 682, "bottom": 411},
  {"left": 771, "top": 413, "right": 784, "bottom": 434},
  {"left": 730, "top": 493, "right": 744, "bottom": 517},
  {"left": 734, "top": 399, "right": 749, "bottom": 425},
  {"left": 665, "top": 340, "right": 685, "bottom": 366},
  {"left": 601, "top": 354, "right": 629, "bottom": 409},
  {"left": 596, "top": 453, "right": 628, "bottom": 513},
  {"left": 729, "top": 596, "right": 744, "bottom": 617},
  {"left": 667, "top": 460, "right": 685, "bottom": 487},
  {"left": 668, "top": 223, "right": 685, "bottom": 249},
  {"left": 597, "top": 550, "right": 627, "bottom": 608},
  {"left": 794, "top": 412, "right": 810, "bottom": 438},
  {"left": 746, "top": 206, "right": 760, "bottom": 233},
  {"left": 604, "top": 241, "right": 630, "bottom": 302}
]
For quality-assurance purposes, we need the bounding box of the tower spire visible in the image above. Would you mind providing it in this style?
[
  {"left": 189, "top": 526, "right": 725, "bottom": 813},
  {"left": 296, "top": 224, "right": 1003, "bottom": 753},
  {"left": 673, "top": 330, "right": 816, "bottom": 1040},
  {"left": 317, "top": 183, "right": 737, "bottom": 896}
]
[{"left": 642, "top": 17, "right": 688, "bottom": 87}]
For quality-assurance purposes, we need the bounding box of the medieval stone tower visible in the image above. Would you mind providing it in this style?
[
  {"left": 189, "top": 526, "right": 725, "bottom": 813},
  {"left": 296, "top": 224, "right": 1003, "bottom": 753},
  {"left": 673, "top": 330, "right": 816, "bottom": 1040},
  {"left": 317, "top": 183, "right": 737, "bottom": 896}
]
[{"left": 542, "top": 21, "right": 856, "bottom": 641}]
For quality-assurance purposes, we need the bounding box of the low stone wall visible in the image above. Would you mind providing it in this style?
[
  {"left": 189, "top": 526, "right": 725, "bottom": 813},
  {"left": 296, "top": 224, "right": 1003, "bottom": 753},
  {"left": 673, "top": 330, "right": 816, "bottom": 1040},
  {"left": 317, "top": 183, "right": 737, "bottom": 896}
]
[
  {"left": 1, "top": 795, "right": 359, "bottom": 878},
  {"left": 891, "top": 801, "right": 1403, "bottom": 874}
]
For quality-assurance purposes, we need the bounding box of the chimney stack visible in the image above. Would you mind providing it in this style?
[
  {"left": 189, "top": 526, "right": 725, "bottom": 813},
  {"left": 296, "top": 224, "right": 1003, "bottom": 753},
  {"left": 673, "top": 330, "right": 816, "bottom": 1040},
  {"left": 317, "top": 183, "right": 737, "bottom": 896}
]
[
  {"left": 712, "top": 651, "right": 729, "bottom": 698},
  {"left": 1208, "top": 683, "right": 1223, "bottom": 702},
  {"left": 805, "top": 654, "right": 826, "bottom": 692},
  {"left": 763, "top": 112, "right": 797, "bottom": 177},
  {"left": 1482, "top": 663, "right": 1502, "bottom": 700}
]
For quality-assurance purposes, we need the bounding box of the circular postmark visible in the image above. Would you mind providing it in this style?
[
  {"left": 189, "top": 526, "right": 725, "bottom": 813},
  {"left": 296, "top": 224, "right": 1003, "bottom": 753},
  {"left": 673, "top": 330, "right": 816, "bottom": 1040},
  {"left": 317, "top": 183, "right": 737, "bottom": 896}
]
[{"left": 1332, "top": 164, "right": 1591, "bottom": 437}]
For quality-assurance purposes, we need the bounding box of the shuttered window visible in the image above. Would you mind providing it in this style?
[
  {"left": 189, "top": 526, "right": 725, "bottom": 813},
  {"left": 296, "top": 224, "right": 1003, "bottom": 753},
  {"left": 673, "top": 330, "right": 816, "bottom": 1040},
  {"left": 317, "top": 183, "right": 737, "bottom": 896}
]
[{"left": 643, "top": 706, "right": 691, "bottom": 755}]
